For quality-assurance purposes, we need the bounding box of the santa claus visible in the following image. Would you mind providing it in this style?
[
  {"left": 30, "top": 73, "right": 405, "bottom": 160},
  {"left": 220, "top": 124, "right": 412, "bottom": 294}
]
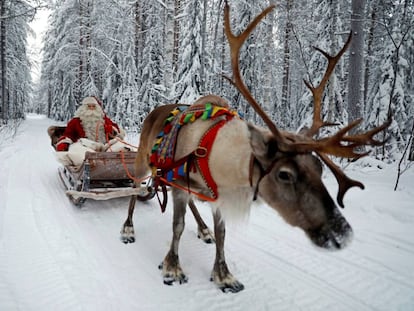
[{"left": 56, "top": 96, "right": 129, "bottom": 166}]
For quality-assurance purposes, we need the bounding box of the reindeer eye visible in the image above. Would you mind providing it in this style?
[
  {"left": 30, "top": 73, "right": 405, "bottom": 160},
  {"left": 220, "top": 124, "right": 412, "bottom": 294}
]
[{"left": 277, "top": 167, "right": 296, "bottom": 183}]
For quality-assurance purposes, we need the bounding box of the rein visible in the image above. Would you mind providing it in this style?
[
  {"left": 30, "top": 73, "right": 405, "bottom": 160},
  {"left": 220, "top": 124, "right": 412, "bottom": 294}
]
[
  {"left": 159, "top": 177, "right": 217, "bottom": 202},
  {"left": 116, "top": 133, "right": 221, "bottom": 213}
]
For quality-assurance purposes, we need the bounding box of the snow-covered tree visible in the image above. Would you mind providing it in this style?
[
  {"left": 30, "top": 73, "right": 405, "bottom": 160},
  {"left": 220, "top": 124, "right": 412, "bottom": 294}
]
[
  {"left": 33, "top": 0, "right": 412, "bottom": 161},
  {"left": 172, "top": 0, "right": 204, "bottom": 103},
  {"left": 0, "top": 0, "right": 33, "bottom": 123},
  {"left": 365, "top": 0, "right": 413, "bottom": 160}
]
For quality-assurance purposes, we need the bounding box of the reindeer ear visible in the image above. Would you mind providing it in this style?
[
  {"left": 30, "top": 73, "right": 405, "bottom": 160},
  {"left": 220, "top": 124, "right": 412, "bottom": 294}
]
[{"left": 248, "top": 124, "right": 279, "bottom": 164}]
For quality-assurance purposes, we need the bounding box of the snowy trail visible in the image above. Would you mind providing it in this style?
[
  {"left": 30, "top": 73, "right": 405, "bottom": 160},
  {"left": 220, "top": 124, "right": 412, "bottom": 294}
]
[{"left": 0, "top": 115, "right": 413, "bottom": 311}]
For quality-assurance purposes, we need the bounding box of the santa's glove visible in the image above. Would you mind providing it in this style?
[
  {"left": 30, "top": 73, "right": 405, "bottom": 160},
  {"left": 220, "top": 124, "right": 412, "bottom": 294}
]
[
  {"left": 56, "top": 137, "right": 73, "bottom": 151},
  {"left": 108, "top": 126, "right": 125, "bottom": 140},
  {"left": 105, "top": 124, "right": 117, "bottom": 138},
  {"left": 56, "top": 142, "right": 69, "bottom": 151},
  {"left": 104, "top": 123, "right": 113, "bottom": 134}
]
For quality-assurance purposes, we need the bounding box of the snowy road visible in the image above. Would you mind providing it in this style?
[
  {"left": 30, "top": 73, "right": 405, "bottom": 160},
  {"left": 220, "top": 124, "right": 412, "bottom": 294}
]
[{"left": 0, "top": 115, "right": 413, "bottom": 310}]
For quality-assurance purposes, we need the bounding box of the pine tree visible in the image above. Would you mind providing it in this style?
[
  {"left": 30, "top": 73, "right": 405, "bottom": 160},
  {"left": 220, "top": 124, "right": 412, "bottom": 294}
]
[
  {"left": 0, "top": 0, "right": 33, "bottom": 123},
  {"left": 173, "top": 0, "right": 204, "bottom": 103}
]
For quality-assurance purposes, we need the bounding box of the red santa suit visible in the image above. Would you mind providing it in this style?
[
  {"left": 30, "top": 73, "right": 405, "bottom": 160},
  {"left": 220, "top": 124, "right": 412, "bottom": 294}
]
[
  {"left": 56, "top": 97, "right": 122, "bottom": 151},
  {"left": 55, "top": 96, "right": 128, "bottom": 166}
]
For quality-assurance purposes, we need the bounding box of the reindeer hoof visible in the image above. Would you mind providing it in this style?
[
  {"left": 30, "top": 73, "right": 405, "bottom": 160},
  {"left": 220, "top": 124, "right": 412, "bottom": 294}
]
[
  {"left": 211, "top": 271, "right": 244, "bottom": 293},
  {"left": 121, "top": 236, "right": 135, "bottom": 244},
  {"left": 120, "top": 226, "right": 135, "bottom": 244},
  {"left": 163, "top": 273, "right": 188, "bottom": 286},
  {"left": 219, "top": 281, "right": 244, "bottom": 293},
  {"left": 197, "top": 228, "right": 215, "bottom": 244},
  {"left": 159, "top": 261, "right": 188, "bottom": 285},
  {"left": 210, "top": 277, "right": 244, "bottom": 293}
]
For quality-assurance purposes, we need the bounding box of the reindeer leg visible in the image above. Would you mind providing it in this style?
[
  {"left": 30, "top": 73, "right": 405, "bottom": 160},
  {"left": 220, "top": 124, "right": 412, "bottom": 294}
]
[
  {"left": 121, "top": 146, "right": 150, "bottom": 244},
  {"left": 160, "top": 190, "right": 189, "bottom": 285},
  {"left": 188, "top": 199, "right": 215, "bottom": 244},
  {"left": 120, "top": 195, "right": 137, "bottom": 243},
  {"left": 211, "top": 209, "right": 244, "bottom": 293}
]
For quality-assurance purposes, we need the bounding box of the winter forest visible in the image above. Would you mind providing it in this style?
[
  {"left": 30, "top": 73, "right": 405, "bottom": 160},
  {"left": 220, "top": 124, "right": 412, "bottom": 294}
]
[{"left": 0, "top": 0, "right": 413, "bottom": 162}]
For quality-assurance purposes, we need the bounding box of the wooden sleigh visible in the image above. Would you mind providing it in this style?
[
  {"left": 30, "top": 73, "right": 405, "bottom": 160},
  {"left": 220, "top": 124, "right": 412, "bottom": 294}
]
[{"left": 48, "top": 126, "right": 155, "bottom": 206}]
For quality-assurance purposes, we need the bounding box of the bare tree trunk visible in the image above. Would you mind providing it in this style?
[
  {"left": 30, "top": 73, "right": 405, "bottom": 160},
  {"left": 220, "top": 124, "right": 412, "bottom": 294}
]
[
  {"left": 77, "top": 1, "right": 84, "bottom": 105},
  {"left": 75, "top": 0, "right": 92, "bottom": 106},
  {"left": 281, "top": 0, "right": 292, "bottom": 123},
  {"left": 210, "top": 0, "right": 224, "bottom": 94},
  {"left": 409, "top": 134, "right": 414, "bottom": 161},
  {"left": 134, "top": 1, "right": 142, "bottom": 71},
  {"left": 1, "top": 0, "right": 7, "bottom": 121},
  {"left": 163, "top": 0, "right": 176, "bottom": 100},
  {"left": 364, "top": 2, "right": 377, "bottom": 106},
  {"left": 47, "top": 88, "right": 52, "bottom": 117},
  {"left": 348, "top": 0, "right": 365, "bottom": 131},
  {"left": 200, "top": 0, "right": 207, "bottom": 94},
  {"left": 263, "top": 9, "right": 274, "bottom": 114},
  {"left": 395, "top": 119, "right": 414, "bottom": 190},
  {"left": 327, "top": 0, "right": 338, "bottom": 122},
  {"left": 172, "top": 0, "right": 181, "bottom": 76}
]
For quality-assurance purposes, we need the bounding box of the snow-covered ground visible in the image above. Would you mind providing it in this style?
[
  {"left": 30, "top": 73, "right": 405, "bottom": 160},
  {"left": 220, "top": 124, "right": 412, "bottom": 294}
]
[{"left": 0, "top": 114, "right": 413, "bottom": 311}]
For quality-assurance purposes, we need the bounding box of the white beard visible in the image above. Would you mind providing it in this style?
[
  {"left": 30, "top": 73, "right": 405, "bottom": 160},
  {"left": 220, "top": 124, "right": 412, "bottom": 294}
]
[{"left": 75, "top": 104, "right": 107, "bottom": 143}]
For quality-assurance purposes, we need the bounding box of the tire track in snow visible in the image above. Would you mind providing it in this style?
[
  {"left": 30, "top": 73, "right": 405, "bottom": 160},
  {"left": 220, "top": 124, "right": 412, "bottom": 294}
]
[
  {"left": 30, "top": 170, "right": 131, "bottom": 309},
  {"left": 159, "top": 202, "right": 371, "bottom": 310},
  {"left": 30, "top": 117, "right": 151, "bottom": 310},
  {"left": 223, "top": 206, "right": 414, "bottom": 311},
  {"left": 0, "top": 157, "right": 81, "bottom": 309},
  {"left": 226, "top": 235, "right": 373, "bottom": 311}
]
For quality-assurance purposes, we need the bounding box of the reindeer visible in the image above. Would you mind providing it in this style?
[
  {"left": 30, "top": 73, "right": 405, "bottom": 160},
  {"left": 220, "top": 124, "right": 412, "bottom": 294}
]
[{"left": 121, "top": 2, "right": 390, "bottom": 293}]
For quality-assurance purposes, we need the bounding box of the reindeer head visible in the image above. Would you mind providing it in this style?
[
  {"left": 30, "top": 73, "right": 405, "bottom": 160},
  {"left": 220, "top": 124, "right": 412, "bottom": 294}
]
[{"left": 224, "top": 2, "right": 391, "bottom": 250}]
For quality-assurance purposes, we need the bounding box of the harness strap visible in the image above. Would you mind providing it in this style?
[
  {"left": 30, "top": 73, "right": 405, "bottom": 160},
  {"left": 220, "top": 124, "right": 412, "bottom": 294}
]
[
  {"left": 195, "top": 119, "right": 228, "bottom": 200},
  {"left": 151, "top": 153, "right": 193, "bottom": 213},
  {"left": 153, "top": 176, "right": 169, "bottom": 213},
  {"left": 152, "top": 119, "right": 227, "bottom": 206}
]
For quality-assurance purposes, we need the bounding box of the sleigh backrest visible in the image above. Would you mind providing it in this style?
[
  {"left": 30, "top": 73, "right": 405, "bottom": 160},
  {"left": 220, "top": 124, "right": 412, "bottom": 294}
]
[
  {"left": 85, "top": 151, "right": 137, "bottom": 180},
  {"left": 47, "top": 126, "right": 67, "bottom": 150}
]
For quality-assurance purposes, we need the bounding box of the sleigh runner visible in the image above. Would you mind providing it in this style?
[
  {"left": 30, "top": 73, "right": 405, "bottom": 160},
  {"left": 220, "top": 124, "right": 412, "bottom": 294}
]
[{"left": 48, "top": 125, "right": 155, "bottom": 206}]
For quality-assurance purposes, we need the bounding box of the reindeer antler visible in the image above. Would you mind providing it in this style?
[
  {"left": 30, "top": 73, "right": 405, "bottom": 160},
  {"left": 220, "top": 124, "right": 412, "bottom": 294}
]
[
  {"left": 302, "top": 35, "right": 392, "bottom": 206},
  {"left": 223, "top": 2, "right": 391, "bottom": 207},
  {"left": 223, "top": 1, "right": 288, "bottom": 146},
  {"left": 304, "top": 33, "right": 352, "bottom": 136}
]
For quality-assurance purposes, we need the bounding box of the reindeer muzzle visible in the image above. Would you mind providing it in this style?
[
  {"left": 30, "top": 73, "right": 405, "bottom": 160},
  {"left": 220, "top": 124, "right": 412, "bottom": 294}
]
[{"left": 306, "top": 209, "right": 353, "bottom": 250}]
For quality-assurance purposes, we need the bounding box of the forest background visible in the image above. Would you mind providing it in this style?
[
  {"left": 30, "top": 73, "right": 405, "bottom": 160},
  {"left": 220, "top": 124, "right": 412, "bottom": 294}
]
[{"left": 0, "top": 0, "right": 413, "bottom": 162}]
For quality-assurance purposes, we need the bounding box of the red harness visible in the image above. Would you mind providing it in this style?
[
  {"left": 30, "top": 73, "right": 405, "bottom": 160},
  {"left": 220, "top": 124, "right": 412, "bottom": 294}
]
[
  {"left": 150, "top": 104, "right": 238, "bottom": 211},
  {"left": 193, "top": 119, "right": 228, "bottom": 199}
]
